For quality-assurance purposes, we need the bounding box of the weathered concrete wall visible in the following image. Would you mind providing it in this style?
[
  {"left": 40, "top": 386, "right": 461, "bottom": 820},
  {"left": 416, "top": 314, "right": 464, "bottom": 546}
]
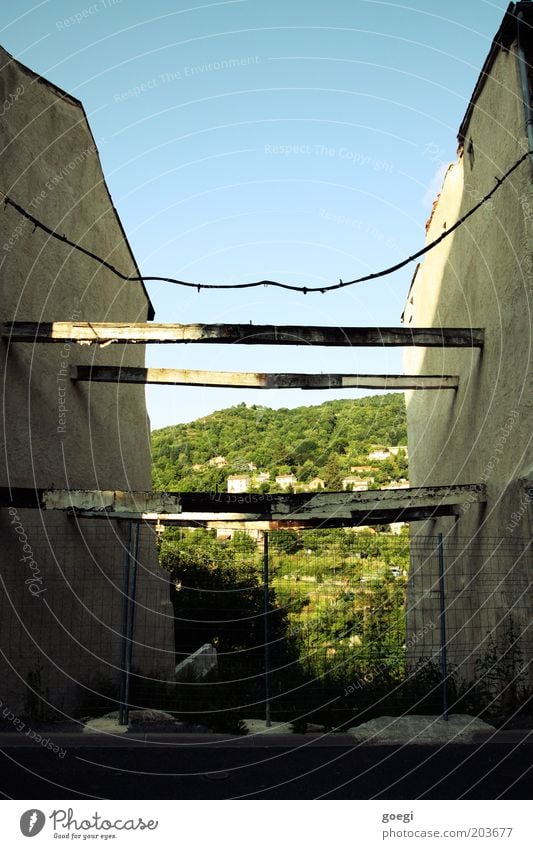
[
  {"left": 403, "top": 40, "right": 533, "bottom": 681},
  {"left": 0, "top": 47, "right": 175, "bottom": 716}
]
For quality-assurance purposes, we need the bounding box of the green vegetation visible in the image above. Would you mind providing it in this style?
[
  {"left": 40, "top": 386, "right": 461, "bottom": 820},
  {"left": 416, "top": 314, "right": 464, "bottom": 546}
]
[
  {"left": 156, "top": 527, "right": 415, "bottom": 729},
  {"left": 151, "top": 394, "right": 407, "bottom": 492},
  {"left": 139, "top": 527, "right": 532, "bottom": 731},
  {"left": 268, "top": 529, "right": 409, "bottom": 682},
  {"left": 151, "top": 395, "right": 525, "bottom": 731}
]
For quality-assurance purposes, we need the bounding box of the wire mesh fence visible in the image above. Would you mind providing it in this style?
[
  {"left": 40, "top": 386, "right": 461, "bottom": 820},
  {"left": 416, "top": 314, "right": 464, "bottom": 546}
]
[
  {"left": 152, "top": 528, "right": 533, "bottom": 730},
  {"left": 268, "top": 529, "right": 408, "bottom": 679},
  {"left": 1, "top": 516, "right": 532, "bottom": 731}
]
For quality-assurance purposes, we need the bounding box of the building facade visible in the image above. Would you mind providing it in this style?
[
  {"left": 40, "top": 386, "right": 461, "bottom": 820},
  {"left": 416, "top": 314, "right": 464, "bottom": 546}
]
[
  {"left": 403, "top": 3, "right": 533, "bottom": 680},
  {"left": 0, "top": 47, "right": 175, "bottom": 715}
]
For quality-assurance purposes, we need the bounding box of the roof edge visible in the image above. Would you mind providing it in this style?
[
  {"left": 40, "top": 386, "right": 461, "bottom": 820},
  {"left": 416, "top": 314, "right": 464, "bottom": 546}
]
[
  {"left": 457, "top": 2, "right": 533, "bottom": 146},
  {"left": 0, "top": 45, "right": 83, "bottom": 110},
  {"left": 0, "top": 45, "right": 156, "bottom": 321}
]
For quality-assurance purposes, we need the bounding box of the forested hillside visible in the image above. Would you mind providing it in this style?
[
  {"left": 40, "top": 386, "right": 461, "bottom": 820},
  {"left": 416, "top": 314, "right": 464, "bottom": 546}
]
[{"left": 152, "top": 394, "right": 407, "bottom": 492}]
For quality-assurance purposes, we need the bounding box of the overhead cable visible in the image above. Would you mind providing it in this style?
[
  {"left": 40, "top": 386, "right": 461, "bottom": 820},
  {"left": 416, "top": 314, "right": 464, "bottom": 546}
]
[{"left": 2, "top": 149, "right": 531, "bottom": 295}]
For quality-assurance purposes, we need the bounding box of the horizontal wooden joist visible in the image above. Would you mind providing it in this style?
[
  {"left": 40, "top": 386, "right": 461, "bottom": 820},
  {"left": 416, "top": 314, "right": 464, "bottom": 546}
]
[
  {"left": 174, "top": 484, "right": 486, "bottom": 524},
  {"left": 70, "top": 365, "right": 459, "bottom": 391},
  {"left": 151, "top": 504, "right": 465, "bottom": 529},
  {"left": 0, "top": 488, "right": 183, "bottom": 514},
  {"left": 0, "top": 484, "right": 486, "bottom": 527},
  {"left": 1, "top": 322, "right": 485, "bottom": 348}
]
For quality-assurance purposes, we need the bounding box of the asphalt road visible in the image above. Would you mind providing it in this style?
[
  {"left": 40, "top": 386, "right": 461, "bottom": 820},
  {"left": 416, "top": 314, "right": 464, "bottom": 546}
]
[{"left": 1, "top": 734, "right": 532, "bottom": 799}]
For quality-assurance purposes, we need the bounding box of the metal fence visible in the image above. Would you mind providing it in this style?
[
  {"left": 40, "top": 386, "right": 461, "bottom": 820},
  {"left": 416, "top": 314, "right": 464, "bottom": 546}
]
[
  {"left": 1, "top": 519, "right": 531, "bottom": 731},
  {"left": 154, "top": 528, "right": 533, "bottom": 730}
]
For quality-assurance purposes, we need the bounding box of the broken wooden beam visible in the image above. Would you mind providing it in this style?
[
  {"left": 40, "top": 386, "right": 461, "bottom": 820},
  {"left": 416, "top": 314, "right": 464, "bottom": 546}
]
[
  {"left": 1, "top": 322, "right": 485, "bottom": 348},
  {"left": 70, "top": 365, "right": 459, "bottom": 390},
  {"left": 0, "top": 484, "right": 486, "bottom": 527},
  {"left": 153, "top": 505, "right": 463, "bottom": 529},
  {"left": 175, "top": 484, "right": 486, "bottom": 522},
  {"left": 0, "top": 488, "right": 183, "bottom": 514}
]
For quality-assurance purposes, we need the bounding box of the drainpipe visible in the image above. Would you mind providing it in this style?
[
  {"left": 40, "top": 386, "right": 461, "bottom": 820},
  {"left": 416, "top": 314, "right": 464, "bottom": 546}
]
[{"left": 517, "top": 4, "right": 533, "bottom": 166}]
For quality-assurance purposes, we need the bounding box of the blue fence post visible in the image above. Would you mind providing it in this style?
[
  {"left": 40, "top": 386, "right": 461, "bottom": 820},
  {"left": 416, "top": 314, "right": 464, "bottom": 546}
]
[
  {"left": 263, "top": 531, "right": 271, "bottom": 727},
  {"left": 438, "top": 533, "right": 449, "bottom": 721}
]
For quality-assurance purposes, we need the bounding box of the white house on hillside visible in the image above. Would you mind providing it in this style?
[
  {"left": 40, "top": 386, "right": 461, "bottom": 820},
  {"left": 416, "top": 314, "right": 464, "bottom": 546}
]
[
  {"left": 275, "top": 473, "right": 297, "bottom": 489},
  {"left": 342, "top": 476, "right": 369, "bottom": 492},
  {"left": 368, "top": 449, "right": 391, "bottom": 461},
  {"left": 227, "top": 475, "right": 251, "bottom": 493}
]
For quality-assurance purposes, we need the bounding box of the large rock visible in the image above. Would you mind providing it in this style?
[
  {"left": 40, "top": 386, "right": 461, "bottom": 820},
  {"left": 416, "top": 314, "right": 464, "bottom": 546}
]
[
  {"left": 83, "top": 710, "right": 207, "bottom": 733},
  {"left": 346, "top": 714, "right": 495, "bottom": 745},
  {"left": 244, "top": 720, "right": 323, "bottom": 734}
]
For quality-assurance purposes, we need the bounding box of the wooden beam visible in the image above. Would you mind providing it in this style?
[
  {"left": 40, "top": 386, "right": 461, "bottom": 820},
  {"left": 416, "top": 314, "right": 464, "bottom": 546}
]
[
  {"left": 151, "top": 504, "right": 465, "bottom": 528},
  {"left": 70, "top": 365, "right": 459, "bottom": 390},
  {"left": 2, "top": 322, "right": 484, "bottom": 348},
  {"left": 0, "top": 484, "right": 485, "bottom": 528},
  {"left": 48, "top": 506, "right": 462, "bottom": 528},
  {"left": 0, "top": 489, "right": 183, "bottom": 514},
  {"left": 176, "top": 484, "right": 486, "bottom": 522}
]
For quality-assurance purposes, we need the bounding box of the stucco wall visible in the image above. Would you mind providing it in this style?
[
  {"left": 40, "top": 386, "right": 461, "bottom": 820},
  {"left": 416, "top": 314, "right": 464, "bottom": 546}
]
[
  {"left": 0, "top": 47, "right": 175, "bottom": 716},
  {"left": 403, "top": 41, "right": 533, "bottom": 681}
]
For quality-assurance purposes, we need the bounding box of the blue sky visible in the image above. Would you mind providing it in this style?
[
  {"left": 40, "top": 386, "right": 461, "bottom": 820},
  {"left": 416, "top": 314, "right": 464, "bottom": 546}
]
[{"left": 1, "top": 0, "right": 511, "bottom": 429}]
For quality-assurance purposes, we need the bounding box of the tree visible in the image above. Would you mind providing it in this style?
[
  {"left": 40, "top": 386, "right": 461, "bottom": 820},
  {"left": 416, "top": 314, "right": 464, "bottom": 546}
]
[
  {"left": 298, "top": 459, "right": 317, "bottom": 482},
  {"left": 270, "top": 530, "right": 302, "bottom": 555},
  {"left": 231, "top": 531, "right": 258, "bottom": 553},
  {"left": 293, "top": 438, "right": 317, "bottom": 464},
  {"left": 322, "top": 453, "right": 345, "bottom": 491}
]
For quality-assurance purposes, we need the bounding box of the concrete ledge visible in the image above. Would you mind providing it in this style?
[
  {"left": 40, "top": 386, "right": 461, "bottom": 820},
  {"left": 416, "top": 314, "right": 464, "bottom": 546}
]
[
  {"left": 1, "top": 728, "right": 531, "bottom": 749},
  {"left": 346, "top": 714, "right": 495, "bottom": 745}
]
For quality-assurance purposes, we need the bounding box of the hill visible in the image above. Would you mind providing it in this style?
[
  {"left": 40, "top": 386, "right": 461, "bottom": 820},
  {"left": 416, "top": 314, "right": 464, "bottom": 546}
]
[{"left": 151, "top": 394, "right": 407, "bottom": 492}]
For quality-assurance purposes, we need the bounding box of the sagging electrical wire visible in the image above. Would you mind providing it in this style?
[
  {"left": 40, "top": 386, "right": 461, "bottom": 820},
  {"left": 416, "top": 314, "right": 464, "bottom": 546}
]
[{"left": 1, "top": 149, "right": 531, "bottom": 295}]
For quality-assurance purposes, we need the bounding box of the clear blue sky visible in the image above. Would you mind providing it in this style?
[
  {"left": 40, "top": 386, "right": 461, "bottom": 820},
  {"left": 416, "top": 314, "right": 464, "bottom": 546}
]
[{"left": 1, "top": 0, "right": 511, "bottom": 429}]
